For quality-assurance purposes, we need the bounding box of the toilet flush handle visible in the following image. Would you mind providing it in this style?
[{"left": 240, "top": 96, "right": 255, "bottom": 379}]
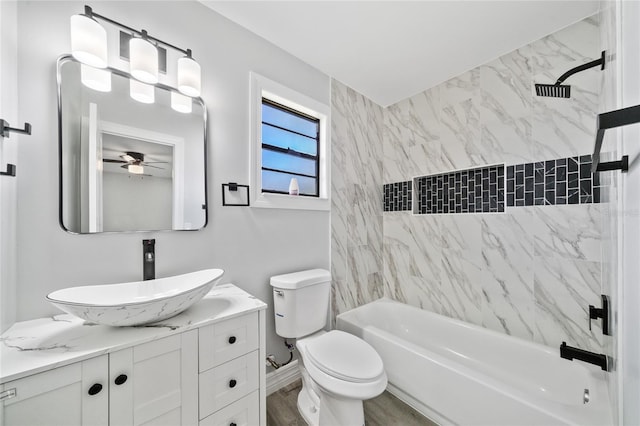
[{"left": 274, "top": 290, "right": 284, "bottom": 297}]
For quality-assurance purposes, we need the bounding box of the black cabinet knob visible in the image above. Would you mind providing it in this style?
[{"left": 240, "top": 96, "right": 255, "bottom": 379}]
[
  {"left": 114, "top": 374, "right": 128, "bottom": 385},
  {"left": 88, "top": 383, "right": 103, "bottom": 396},
  {"left": 230, "top": 423, "right": 237, "bottom": 426},
  {"left": 229, "top": 379, "right": 237, "bottom": 388},
  {"left": 228, "top": 336, "right": 237, "bottom": 344}
]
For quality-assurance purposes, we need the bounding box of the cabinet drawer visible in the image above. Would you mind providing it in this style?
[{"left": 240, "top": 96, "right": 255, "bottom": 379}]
[
  {"left": 199, "top": 312, "right": 258, "bottom": 372},
  {"left": 198, "top": 351, "right": 258, "bottom": 420},
  {"left": 199, "top": 390, "right": 259, "bottom": 426}
]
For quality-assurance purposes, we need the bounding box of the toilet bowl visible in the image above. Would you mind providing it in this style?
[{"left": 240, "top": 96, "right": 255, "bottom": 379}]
[
  {"left": 296, "top": 330, "right": 388, "bottom": 426},
  {"left": 270, "top": 269, "right": 388, "bottom": 426}
]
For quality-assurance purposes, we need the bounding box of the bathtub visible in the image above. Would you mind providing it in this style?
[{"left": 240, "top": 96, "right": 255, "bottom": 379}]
[{"left": 336, "top": 298, "right": 612, "bottom": 426}]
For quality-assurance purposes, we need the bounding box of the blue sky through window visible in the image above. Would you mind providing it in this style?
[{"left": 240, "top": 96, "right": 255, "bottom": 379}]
[{"left": 261, "top": 99, "right": 320, "bottom": 196}]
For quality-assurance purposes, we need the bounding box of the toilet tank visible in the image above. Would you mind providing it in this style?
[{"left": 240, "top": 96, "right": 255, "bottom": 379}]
[{"left": 270, "top": 269, "right": 331, "bottom": 339}]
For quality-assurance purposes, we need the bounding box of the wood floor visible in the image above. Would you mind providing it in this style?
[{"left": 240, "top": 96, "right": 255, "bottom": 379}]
[{"left": 266, "top": 380, "right": 437, "bottom": 426}]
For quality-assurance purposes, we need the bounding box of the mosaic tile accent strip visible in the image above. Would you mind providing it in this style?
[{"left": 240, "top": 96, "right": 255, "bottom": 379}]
[
  {"left": 506, "top": 155, "right": 601, "bottom": 207},
  {"left": 384, "top": 181, "right": 412, "bottom": 212},
  {"left": 415, "top": 165, "right": 505, "bottom": 214}
]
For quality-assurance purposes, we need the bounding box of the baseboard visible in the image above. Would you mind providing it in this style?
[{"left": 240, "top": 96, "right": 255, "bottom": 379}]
[{"left": 266, "top": 359, "right": 300, "bottom": 396}]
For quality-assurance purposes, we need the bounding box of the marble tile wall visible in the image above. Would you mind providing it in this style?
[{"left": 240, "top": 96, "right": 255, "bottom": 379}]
[
  {"left": 381, "top": 15, "right": 605, "bottom": 353},
  {"left": 331, "top": 15, "right": 608, "bottom": 356},
  {"left": 330, "top": 80, "right": 385, "bottom": 323}
]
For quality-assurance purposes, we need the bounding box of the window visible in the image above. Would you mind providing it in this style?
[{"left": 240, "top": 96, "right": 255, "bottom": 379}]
[
  {"left": 250, "top": 72, "right": 330, "bottom": 210},
  {"left": 261, "top": 99, "right": 320, "bottom": 197}
]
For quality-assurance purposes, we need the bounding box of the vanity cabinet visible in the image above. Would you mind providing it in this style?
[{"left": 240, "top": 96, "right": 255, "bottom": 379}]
[
  {"left": 0, "top": 302, "right": 266, "bottom": 426},
  {"left": 198, "top": 312, "right": 260, "bottom": 425},
  {"left": 1, "top": 290, "right": 267, "bottom": 426},
  {"left": 109, "top": 330, "right": 198, "bottom": 425},
  {"left": 1, "top": 331, "right": 197, "bottom": 426},
  {"left": 0, "top": 356, "right": 108, "bottom": 426}
]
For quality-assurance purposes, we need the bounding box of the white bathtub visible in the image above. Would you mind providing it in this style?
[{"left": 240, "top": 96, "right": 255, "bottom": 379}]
[{"left": 336, "top": 298, "right": 612, "bottom": 426}]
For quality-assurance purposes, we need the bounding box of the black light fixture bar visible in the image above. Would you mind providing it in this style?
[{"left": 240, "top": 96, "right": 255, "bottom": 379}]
[{"left": 84, "top": 5, "right": 192, "bottom": 57}]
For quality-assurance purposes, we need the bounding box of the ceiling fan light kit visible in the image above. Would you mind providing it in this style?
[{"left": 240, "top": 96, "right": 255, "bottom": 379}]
[{"left": 103, "top": 151, "right": 168, "bottom": 175}]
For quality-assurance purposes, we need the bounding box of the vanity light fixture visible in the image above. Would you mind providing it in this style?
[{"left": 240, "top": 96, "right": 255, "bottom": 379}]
[
  {"left": 177, "top": 50, "right": 201, "bottom": 97},
  {"left": 129, "top": 31, "right": 158, "bottom": 84},
  {"left": 70, "top": 5, "right": 201, "bottom": 100},
  {"left": 130, "top": 79, "right": 155, "bottom": 104},
  {"left": 80, "top": 64, "right": 111, "bottom": 92},
  {"left": 171, "top": 91, "right": 192, "bottom": 114},
  {"left": 70, "top": 7, "right": 107, "bottom": 68}
]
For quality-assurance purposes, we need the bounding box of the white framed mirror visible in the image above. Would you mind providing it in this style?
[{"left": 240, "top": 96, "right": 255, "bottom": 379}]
[{"left": 57, "top": 55, "right": 207, "bottom": 233}]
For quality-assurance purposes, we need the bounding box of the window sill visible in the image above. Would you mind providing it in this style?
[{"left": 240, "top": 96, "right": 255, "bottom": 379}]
[{"left": 251, "top": 192, "right": 329, "bottom": 211}]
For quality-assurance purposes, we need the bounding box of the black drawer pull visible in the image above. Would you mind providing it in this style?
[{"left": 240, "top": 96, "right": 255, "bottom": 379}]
[
  {"left": 229, "top": 379, "right": 237, "bottom": 388},
  {"left": 230, "top": 423, "right": 237, "bottom": 426},
  {"left": 228, "top": 336, "right": 237, "bottom": 344},
  {"left": 114, "top": 374, "right": 128, "bottom": 385},
  {"left": 88, "top": 383, "right": 102, "bottom": 396}
]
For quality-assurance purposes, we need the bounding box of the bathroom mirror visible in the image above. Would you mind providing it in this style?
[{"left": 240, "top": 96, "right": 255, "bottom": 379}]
[{"left": 57, "top": 56, "right": 207, "bottom": 233}]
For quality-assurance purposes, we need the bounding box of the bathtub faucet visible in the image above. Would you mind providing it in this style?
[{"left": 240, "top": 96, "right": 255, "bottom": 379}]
[{"left": 560, "top": 342, "right": 608, "bottom": 371}]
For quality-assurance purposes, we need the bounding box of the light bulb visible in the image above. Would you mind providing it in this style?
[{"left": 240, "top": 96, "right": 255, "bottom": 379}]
[
  {"left": 81, "top": 64, "right": 111, "bottom": 92},
  {"left": 130, "top": 79, "right": 155, "bottom": 104},
  {"left": 128, "top": 164, "right": 144, "bottom": 174},
  {"left": 130, "top": 35, "right": 158, "bottom": 84},
  {"left": 177, "top": 55, "right": 201, "bottom": 97},
  {"left": 70, "top": 13, "right": 107, "bottom": 68},
  {"left": 171, "top": 91, "right": 192, "bottom": 114}
]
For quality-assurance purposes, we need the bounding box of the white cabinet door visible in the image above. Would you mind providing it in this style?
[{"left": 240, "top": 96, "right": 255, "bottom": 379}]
[
  {"left": 0, "top": 356, "right": 108, "bottom": 426},
  {"left": 109, "top": 330, "right": 198, "bottom": 426}
]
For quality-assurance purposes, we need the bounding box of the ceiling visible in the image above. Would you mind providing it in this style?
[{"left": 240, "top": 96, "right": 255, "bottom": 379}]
[{"left": 201, "top": 1, "right": 600, "bottom": 107}]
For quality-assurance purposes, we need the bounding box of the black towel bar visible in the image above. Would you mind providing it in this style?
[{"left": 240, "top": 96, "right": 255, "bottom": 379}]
[{"left": 591, "top": 104, "right": 640, "bottom": 173}]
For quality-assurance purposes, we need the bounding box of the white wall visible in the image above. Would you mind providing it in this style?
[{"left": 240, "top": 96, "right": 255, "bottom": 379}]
[
  {"left": 102, "top": 173, "right": 173, "bottom": 232},
  {"left": 0, "top": 0, "right": 19, "bottom": 333},
  {"left": 14, "top": 1, "right": 330, "bottom": 363}
]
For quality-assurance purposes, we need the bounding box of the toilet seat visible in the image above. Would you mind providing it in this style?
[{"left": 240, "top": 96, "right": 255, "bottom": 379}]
[
  {"left": 298, "top": 331, "right": 388, "bottom": 400},
  {"left": 306, "top": 330, "right": 385, "bottom": 383}
]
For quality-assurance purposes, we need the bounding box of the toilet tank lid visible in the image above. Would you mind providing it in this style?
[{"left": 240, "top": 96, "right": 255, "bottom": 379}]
[{"left": 270, "top": 269, "right": 331, "bottom": 289}]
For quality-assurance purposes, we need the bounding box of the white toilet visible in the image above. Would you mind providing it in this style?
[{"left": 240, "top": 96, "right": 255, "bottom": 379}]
[{"left": 270, "top": 269, "right": 387, "bottom": 426}]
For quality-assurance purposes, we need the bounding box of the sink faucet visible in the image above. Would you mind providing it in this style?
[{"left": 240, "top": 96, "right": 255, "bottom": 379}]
[{"left": 142, "top": 239, "right": 155, "bottom": 280}]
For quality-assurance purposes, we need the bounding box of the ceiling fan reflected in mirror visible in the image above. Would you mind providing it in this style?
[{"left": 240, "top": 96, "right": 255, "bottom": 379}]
[{"left": 102, "top": 151, "right": 167, "bottom": 175}]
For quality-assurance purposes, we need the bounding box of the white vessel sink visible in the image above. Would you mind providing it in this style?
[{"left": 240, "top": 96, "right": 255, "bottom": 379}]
[{"left": 46, "top": 269, "right": 224, "bottom": 326}]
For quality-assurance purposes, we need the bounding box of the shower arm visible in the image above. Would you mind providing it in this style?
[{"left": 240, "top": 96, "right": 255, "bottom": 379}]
[{"left": 554, "top": 51, "right": 605, "bottom": 86}]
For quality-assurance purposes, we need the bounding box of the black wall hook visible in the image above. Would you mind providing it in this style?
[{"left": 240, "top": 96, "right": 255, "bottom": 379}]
[
  {"left": 0, "top": 164, "right": 16, "bottom": 177},
  {"left": 1, "top": 118, "right": 31, "bottom": 178},
  {"left": 0, "top": 119, "right": 31, "bottom": 138}
]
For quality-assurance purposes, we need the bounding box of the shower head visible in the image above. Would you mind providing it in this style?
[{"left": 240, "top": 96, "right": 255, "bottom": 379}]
[
  {"left": 535, "top": 83, "right": 571, "bottom": 98},
  {"left": 534, "top": 51, "right": 605, "bottom": 98}
]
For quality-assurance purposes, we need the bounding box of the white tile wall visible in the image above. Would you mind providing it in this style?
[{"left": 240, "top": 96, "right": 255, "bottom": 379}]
[{"left": 331, "top": 15, "right": 609, "bottom": 356}]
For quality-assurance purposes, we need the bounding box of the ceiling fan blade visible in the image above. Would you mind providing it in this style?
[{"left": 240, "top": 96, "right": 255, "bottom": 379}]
[
  {"left": 120, "top": 164, "right": 129, "bottom": 169},
  {"left": 144, "top": 164, "right": 165, "bottom": 170},
  {"left": 103, "top": 159, "right": 127, "bottom": 163},
  {"left": 142, "top": 161, "right": 169, "bottom": 164}
]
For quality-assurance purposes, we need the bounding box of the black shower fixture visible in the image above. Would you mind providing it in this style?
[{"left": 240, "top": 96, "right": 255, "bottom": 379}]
[{"left": 535, "top": 51, "right": 605, "bottom": 98}]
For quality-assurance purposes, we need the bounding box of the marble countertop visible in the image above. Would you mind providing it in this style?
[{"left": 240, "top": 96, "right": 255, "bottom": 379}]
[{"left": 0, "top": 283, "right": 267, "bottom": 384}]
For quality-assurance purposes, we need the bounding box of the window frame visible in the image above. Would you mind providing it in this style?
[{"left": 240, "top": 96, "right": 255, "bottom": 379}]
[{"left": 250, "top": 72, "right": 330, "bottom": 210}]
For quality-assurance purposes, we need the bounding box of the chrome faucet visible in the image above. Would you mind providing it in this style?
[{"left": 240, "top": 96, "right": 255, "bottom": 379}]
[{"left": 142, "top": 239, "right": 155, "bottom": 280}]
